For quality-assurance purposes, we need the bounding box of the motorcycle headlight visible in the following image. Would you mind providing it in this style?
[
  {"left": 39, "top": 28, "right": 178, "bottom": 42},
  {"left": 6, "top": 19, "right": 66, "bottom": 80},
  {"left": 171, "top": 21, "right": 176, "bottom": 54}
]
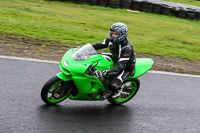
[{"left": 63, "top": 61, "right": 68, "bottom": 67}]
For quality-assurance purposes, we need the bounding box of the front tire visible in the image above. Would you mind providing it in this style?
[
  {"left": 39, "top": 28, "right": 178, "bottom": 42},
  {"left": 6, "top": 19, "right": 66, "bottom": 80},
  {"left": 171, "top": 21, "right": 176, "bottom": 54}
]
[
  {"left": 107, "top": 78, "right": 140, "bottom": 105},
  {"left": 41, "top": 76, "right": 72, "bottom": 105}
]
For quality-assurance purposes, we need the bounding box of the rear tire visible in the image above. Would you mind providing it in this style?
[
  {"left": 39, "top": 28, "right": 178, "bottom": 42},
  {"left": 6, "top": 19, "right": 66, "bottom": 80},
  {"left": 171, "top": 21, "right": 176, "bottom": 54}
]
[
  {"left": 107, "top": 78, "right": 140, "bottom": 105},
  {"left": 41, "top": 76, "right": 72, "bottom": 105}
]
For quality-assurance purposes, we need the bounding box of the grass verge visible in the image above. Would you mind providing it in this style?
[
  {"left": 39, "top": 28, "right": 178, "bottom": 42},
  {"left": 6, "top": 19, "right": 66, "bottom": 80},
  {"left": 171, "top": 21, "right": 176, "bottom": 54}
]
[{"left": 0, "top": 0, "right": 200, "bottom": 62}]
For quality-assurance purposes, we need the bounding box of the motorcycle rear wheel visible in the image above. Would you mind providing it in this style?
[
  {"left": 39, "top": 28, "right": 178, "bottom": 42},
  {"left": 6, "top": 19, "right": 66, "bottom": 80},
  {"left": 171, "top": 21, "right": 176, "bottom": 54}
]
[
  {"left": 107, "top": 78, "right": 140, "bottom": 105},
  {"left": 41, "top": 76, "right": 72, "bottom": 105}
]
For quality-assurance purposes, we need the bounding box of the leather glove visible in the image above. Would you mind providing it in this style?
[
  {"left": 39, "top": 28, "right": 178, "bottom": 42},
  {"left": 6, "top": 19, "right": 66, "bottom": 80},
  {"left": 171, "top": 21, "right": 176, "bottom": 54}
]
[
  {"left": 94, "top": 70, "right": 108, "bottom": 78},
  {"left": 94, "top": 70, "right": 103, "bottom": 78}
]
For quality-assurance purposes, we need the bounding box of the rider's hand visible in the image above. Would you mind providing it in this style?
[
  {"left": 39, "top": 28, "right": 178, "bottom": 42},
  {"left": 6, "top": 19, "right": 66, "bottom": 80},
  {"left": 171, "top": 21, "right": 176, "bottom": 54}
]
[
  {"left": 94, "top": 70, "right": 103, "bottom": 78},
  {"left": 94, "top": 70, "right": 108, "bottom": 78}
]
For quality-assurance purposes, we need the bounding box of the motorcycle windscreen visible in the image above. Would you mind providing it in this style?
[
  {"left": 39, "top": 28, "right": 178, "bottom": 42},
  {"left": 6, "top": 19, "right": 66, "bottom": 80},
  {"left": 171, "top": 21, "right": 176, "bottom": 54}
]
[{"left": 132, "top": 58, "right": 154, "bottom": 78}]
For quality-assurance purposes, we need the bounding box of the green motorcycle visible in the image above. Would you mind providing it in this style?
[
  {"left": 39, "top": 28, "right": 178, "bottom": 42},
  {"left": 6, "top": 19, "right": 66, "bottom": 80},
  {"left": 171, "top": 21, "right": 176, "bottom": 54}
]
[{"left": 41, "top": 44, "right": 154, "bottom": 105}]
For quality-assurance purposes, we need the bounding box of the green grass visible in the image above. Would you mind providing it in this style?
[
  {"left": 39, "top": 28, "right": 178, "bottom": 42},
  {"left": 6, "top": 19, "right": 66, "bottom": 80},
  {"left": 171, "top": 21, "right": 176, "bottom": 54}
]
[
  {"left": 163, "top": 0, "right": 200, "bottom": 7},
  {"left": 0, "top": 0, "right": 200, "bottom": 61}
]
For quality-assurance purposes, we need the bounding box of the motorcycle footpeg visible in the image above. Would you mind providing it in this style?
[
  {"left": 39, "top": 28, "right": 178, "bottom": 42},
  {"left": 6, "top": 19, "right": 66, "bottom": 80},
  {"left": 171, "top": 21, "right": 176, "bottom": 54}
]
[
  {"left": 100, "top": 92, "right": 111, "bottom": 99},
  {"left": 121, "top": 91, "right": 130, "bottom": 95}
]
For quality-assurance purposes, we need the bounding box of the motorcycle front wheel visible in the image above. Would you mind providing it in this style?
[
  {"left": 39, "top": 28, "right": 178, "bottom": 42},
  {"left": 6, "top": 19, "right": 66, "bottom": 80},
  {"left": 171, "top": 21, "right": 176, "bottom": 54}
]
[
  {"left": 107, "top": 78, "right": 140, "bottom": 105},
  {"left": 41, "top": 76, "right": 72, "bottom": 105}
]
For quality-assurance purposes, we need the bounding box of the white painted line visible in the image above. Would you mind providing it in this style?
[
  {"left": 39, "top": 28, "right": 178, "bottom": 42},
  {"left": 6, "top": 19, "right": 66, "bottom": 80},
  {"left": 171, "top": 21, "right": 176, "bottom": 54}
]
[
  {"left": 0, "top": 55, "right": 59, "bottom": 64},
  {"left": 0, "top": 55, "right": 200, "bottom": 78},
  {"left": 148, "top": 70, "right": 200, "bottom": 78}
]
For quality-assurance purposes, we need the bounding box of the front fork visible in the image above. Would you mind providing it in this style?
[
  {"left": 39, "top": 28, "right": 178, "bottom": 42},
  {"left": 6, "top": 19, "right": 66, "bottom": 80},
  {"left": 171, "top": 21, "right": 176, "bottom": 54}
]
[{"left": 56, "top": 72, "right": 73, "bottom": 91}]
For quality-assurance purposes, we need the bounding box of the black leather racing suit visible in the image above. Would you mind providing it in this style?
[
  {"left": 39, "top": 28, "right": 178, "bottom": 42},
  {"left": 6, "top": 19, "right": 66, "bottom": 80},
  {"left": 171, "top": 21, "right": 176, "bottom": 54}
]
[{"left": 92, "top": 38, "right": 136, "bottom": 92}]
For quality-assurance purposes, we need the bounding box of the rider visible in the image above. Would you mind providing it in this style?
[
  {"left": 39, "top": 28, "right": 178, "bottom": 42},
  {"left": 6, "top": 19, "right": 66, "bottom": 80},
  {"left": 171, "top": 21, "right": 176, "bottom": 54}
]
[{"left": 92, "top": 22, "right": 136, "bottom": 98}]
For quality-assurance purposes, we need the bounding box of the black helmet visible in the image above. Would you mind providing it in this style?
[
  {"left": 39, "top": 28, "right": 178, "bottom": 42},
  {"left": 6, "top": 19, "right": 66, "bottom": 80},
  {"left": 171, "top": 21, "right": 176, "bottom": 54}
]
[{"left": 108, "top": 22, "right": 128, "bottom": 44}]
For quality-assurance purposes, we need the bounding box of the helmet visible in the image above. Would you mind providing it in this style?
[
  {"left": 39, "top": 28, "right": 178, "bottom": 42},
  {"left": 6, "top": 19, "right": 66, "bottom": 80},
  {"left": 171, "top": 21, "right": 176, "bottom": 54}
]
[{"left": 108, "top": 22, "right": 128, "bottom": 44}]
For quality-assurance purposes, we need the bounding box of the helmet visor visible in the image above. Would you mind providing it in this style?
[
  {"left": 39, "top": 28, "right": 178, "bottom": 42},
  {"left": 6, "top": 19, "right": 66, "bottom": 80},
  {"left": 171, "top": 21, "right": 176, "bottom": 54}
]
[{"left": 109, "top": 31, "right": 121, "bottom": 39}]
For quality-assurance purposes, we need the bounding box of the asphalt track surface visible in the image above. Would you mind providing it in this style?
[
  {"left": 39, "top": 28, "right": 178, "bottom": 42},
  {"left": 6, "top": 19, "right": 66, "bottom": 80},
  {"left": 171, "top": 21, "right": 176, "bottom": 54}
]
[{"left": 0, "top": 56, "right": 200, "bottom": 133}]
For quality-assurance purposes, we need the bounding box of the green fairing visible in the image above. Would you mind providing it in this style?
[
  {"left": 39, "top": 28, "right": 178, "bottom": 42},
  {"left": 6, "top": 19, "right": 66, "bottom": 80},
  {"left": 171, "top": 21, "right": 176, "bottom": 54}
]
[
  {"left": 56, "top": 72, "right": 71, "bottom": 81},
  {"left": 55, "top": 44, "right": 153, "bottom": 101},
  {"left": 132, "top": 58, "right": 154, "bottom": 79},
  {"left": 58, "top": 48, "right": 153, "bottom": 79}
]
